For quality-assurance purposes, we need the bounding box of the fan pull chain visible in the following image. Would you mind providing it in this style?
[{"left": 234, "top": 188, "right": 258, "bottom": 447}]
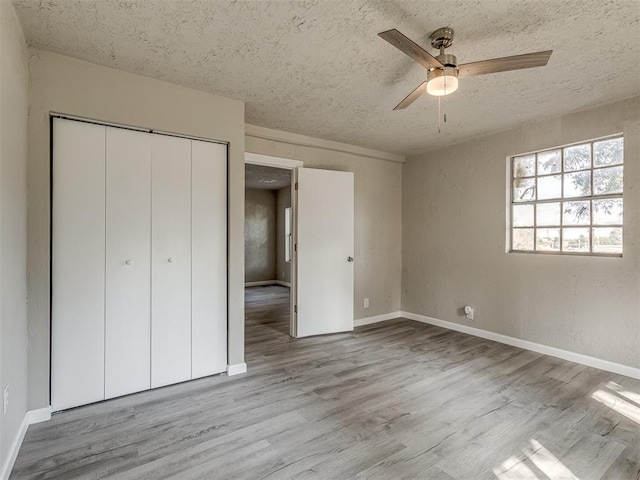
[{"left": 437, "top": 97, "right": 448, "bottom": 133}]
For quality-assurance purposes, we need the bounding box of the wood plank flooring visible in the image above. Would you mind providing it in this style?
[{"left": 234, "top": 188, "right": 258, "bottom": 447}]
[{"left": 11, "top": 285, "right": 640, "bottom": 479}]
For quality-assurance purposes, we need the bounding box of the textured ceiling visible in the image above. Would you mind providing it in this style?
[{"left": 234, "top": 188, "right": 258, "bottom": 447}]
[
  {"left": 245, "top": 163, "right": 292, "bottom": 190},
  {"left": 12, "top": 0, "right": 640, "bottom": 156}
]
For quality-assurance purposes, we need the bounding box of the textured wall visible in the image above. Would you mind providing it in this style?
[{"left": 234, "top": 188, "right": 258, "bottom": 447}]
[
  {"left": 276, "top": 186, "right": 292, "bottom": 284},
  {"left": 27, "top": 50, "right": 245, "bottom": 411},
  {"left": 246, "top": 130, "right": 403, "bottom": 321},
  {"left": 403, "top": 97, "right": 640, "bottom": 368},
  {"left": 245, "top": 189, "right": 277, "bottom": 283},
  {"left": 0, "top": 1, "right": 28, "bottom": 473}
]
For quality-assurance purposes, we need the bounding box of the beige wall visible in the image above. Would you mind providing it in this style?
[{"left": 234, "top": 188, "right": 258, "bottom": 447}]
[
  {"left": 245, "top": 189, "right": 277, "bottom": 283},
  {"left": 0, "top": 1, "right": 29, "bottom": 471},
  {"left": 246, "top": 129, "right": 403, "bottom": 321},
  {"left": 276, "top": 186, "right": 292, "bottom": 284},
  {"left": 27, "top": 50, "right": 246, "bottom": 410},
  {"left": 403, "top": 97, "right": 640, "bottom": 368}
]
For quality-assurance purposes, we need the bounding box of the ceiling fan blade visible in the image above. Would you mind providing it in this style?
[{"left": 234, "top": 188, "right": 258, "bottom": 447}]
[
  {"left": 379, "top": 29, "right": 444, "bottom": 70},
  {"left": 458, "top": 50, "right": 552, "bottom": 78},
  {"left": 393, "top": 81, "right": 427, "bottom": 110}
]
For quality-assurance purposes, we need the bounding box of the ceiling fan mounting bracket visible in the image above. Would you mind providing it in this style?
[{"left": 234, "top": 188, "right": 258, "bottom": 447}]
[{"left": 430, "top": 27, "right": 454, "bottom": 50}]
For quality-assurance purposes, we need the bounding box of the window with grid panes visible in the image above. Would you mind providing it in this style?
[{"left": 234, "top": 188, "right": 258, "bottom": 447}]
[{"left": 510, "top": 136, "right": 623, "bottom": 256}]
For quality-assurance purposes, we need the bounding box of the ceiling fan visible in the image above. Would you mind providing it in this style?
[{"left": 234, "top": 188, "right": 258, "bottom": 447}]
[{"left": 379, "top": 27, "right": 552, "bottom": 110}]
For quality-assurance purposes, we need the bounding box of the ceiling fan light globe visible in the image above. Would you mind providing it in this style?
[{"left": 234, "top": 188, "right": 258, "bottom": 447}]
[{"left": 426, "top": 67, "right": 459, "bottom": 96}]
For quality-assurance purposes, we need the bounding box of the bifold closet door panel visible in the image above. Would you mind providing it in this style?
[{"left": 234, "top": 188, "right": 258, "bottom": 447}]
[
  {"left": 105, "top": 127, "right": 151, "bottom": 399},
  {"left": 51, "top": 118, "right": 106, "bottom": 411},
  {"left": 191, "top": 141, "right": 228, "bottom": 378},
  {"left": 151, "top": 134, "right": 192, "bottom": 388}
]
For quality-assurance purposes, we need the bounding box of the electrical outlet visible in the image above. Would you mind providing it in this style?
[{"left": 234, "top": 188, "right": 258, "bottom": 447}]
[
  {"left": 364, "top": 298, "right": 369, "bottom": 309},
  {"left": 3, "top": 385, "right": 8, "bottom": 415},
  {"left": 464, "top": 306, "right": 474, "bottom": 321}
]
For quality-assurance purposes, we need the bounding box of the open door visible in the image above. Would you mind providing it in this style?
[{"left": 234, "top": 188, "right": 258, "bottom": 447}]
[{"left": 295, "top": 168, "right": 354, "bottom": 337}]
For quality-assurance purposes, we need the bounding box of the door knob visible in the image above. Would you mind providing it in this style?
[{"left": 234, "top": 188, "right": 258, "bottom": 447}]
[
  {"left": 347, "top": 256, "right": 354, "bottom": 262},
  {"left": 168, "top": 257, "right": 176, "bottom": 264},
  {"left": 125, "top": 259, "right": 133, "bottom": 266}
]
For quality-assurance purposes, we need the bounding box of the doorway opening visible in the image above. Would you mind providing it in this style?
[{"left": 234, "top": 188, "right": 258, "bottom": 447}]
[
  {"left": 244, "top": 152, "right": 355, "bottom": 352},
  {"left": 244, "top": 161, "right": 295, "bottom": 345}
]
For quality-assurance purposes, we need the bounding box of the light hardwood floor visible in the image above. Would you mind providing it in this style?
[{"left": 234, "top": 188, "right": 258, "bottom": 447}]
[{"left": 11, "top": 286, "right": 640, "bottom": 479}]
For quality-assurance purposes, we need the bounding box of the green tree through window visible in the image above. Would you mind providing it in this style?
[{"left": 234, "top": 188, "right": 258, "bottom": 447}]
[{"left": 510, "top": 136, "right": 623, "bottom": 255}]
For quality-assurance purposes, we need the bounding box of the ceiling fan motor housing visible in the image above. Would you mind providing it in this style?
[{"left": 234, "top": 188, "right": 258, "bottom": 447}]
[{"left": 435, "top": 53, "right": 458, "bottom": 68}]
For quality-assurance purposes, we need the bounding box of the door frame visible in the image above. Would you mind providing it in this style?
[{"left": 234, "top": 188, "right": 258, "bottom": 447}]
[{"left": 244, "top": 152, "right": 302, "bottom": 337}]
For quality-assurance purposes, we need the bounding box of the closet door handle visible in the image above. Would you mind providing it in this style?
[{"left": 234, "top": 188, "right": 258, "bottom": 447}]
[
  {"left": 125, "top": 259, "right": 134, "bottom": 266},
  {"left": 168, "top": 257, "right": 176, "bottom": 264}
]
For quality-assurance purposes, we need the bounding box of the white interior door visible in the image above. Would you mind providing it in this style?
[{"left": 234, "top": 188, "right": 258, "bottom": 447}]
[
  {"left": 51, "top": 118, "right": 106, "bottom": 410},
  {"left": 296, "top": 168, "right": 354, "bottom": 337},
  {"left": 151, "top": 134, "right": 192, "bottom": 388},
  {"left": 105, "top": 127, "right": 151, "bottom": 399},
  {"left": 191, "top": 140, "right": 227, "bottom": 378}
]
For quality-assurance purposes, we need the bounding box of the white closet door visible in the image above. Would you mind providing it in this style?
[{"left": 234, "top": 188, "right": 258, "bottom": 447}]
[
  {"left": 151, "top": 134, "right": 192, "bottom": 388},
  {"left": 51, "top": 118, "right": 106, "bottom": 411},
  {"left": 105, "top": 127, "right": 151, "bottom": 399},
  {"left": 191, "top": 141, "right": 227, "bottom": 378}
]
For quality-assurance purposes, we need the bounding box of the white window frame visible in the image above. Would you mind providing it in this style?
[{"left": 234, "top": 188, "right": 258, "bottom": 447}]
[{"left": 509, "top": 134, "right": 624, "bottom": 257}]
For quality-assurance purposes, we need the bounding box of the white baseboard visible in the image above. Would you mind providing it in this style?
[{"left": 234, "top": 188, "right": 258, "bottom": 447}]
[
  {"left": 26, "top": 406, "right": 52, "bottom": 424},
  {"left": 227, "top": 363, "right": 247, "bottom": 376},
  {"left": 354, "top": 311, "right": 401, "bottom": 327},
  {"left": 0, "top": 406, "right": 52, "bottom": 480},
  {"left": 401, "top": 311, "right": 640, "bottom": 380},
  {"left": 245, "top": 280, "right": 277, "bottom": 287},
  {"left": 245, "top": 280, "right": 291, "bottom": 288},
  {"left": 0, "top": 415, "right": 28, "bottom": 480}
]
